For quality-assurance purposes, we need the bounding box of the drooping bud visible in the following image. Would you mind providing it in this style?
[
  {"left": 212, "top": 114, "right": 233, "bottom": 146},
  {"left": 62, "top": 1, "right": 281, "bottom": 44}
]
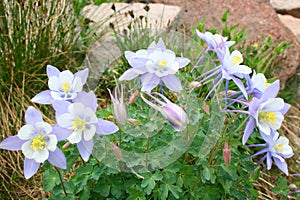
[
  {"left": 111, "top": 142, "right": 123, "bottom": 160},
  {"left": 108, "top": 85, "right": 127, "bottom": 125},
  {"left": 128, "top": 90, "right": 139, "bottom": 105},
  {"left": 223, "top": 141, "right": 231, "bottom": 167},
  {"left": 127, "top": 118, "right": 138, "bottom": 124},
  {"left": 141, "top": 92, "right": 189, "bottom": 131}
]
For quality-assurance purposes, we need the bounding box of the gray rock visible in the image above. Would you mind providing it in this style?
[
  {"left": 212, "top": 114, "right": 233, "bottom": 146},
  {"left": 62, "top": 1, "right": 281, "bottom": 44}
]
[
  {"left": 270, "top": 0, "right": 300, "bottom": 18},
  {"left": 80, "top": 3, "right": 181, "bottom": 89}
]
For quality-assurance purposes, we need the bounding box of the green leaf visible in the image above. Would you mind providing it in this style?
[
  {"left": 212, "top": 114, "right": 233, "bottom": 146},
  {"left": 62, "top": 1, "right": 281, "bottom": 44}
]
[
  {"left": 44, "top": 169, "right": 60, "bottom": 191},
  {"left": 79, "top": 186, "right": 91, "bottom": 200},
  {"left": 141, "top": 174, "right": 156, "bottom": 195},
  {"left": 75, "top": 165, "right": 93, "bottom": 175},
  {"left": 222, "top": 9, "right": 230, "bottom": 22},
  {"left": 160, "top": 184, "right": 169, "bottom": 200},
  {"left": 93, "top": 180, "right": 111, "bottom": 197},
  {"left": 167, "top": 184, "right": 182, "bottom": 199},
  {"left": 271, "top": 176, "right": 289, "bottom": 195}
]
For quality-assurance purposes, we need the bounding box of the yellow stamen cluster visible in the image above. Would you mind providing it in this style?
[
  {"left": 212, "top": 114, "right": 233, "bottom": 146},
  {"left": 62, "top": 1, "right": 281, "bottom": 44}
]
[
  {"left": 158, "top": 60, "right": 167, "bottom": 69},
  {"left": 259, "top": 111, "right": 276, "bottom": 124},
  {"left": 31, "top": 135, "right": 46, "bottom": 150},
  {"left": 275, "top": 143, "right": 284, "bottom": 153},
  {"left": 61, "top": 82, "right": 71, "bottom": 94},
  {"left": 72, "top": 117, "right": 86, "bottom": 131},
  {"left": 232, "top": 55, "right": 242, "bottom": 66}
]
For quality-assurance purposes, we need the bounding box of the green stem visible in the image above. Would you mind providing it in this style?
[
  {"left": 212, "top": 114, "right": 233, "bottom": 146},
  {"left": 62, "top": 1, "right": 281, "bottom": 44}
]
[
  {"left": 146, "top": 136, "right": 150, "bottom": 170},
  {"left": 54, "top": 167, "right": 67, "bottom": 197}
]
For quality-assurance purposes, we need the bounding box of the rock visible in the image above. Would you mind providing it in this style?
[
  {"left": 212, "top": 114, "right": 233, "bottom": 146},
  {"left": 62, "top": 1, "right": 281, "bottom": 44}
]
[
  {"left": 269, "top": 0, "right": 300, "bottom": 18},
  {"left": 277, "top": 14, "right": 300, "bottom": 43},
  {"left": 80, "top": 3, "right": 181, "bottom": 88},
  {"left": 155, "top": 0, "right": 300, "bottom": 88}
]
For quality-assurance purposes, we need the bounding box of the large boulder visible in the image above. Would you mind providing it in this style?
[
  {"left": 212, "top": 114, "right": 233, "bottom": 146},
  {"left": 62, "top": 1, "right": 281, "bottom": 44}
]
[
  {"left": 270, "top": 0, "right": 300, "bottom": 18},
  {"left": 155, "top": 0, "right": 300, "bottom": 88}
]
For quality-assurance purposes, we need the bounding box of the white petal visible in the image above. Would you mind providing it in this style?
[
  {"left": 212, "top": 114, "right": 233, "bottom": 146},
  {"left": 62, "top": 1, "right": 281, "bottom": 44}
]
[
  {"left": 22, "top": 141, "right": 35, "bottom": 159},
  {"left": 48, "top": 76, "right": 61, "bottom": 91},
  {"left": 67, "top": 131, "right": 82, "bottom": 144},
  {"left": 72, "top": 77, "right": 83, "bottom": 93},
  {"left": 261, "top": 98, "right": 284, "bottom": 112},
  {"left": 258, "top": 122, "right": 271, "bottom": 135},
  {"left": 57, "top": 113, "right": 74, "bottom": 128},
  {"left": 18, "top": 125, "right": 35, "bottom": 140},
  {"left": 71, "top": 103, "right": 85, "bottom": 117},
  {"left": 46, "top": 135, "right": 58, "bottom": 152},
  {"left": 59, "top": 70, "right": 74, "bottom": 83},
  {"left": 84, "top": 108, "right": 98, "bottom": 123},
  {"left": 269, "top": 112, "right": 284, "bottom": 130},
  {"left": 83, "top": 125, "right": 96, "bottom": 141},
  {"left": 35, "top": 122, "right": 52, "bottom": 135},
  {"left": 34, "top": 148, "right": 49, "bottom": 163},
  {"left": 252, "top": 73, "right": 267, "bottom": 92},
  {"left": 50, "top": 91, "right": 63, "bottom": 100}
]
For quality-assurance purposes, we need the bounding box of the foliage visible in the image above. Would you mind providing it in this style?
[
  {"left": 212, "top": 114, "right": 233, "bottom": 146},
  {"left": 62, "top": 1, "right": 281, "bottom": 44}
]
[{"left": 0, "top": 2, "right": 297, "bottom": 200}]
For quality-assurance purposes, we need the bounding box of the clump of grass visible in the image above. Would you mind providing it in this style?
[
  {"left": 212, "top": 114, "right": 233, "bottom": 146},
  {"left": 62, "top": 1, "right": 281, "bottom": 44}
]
[{"left": 0, "top": 0, "right": 100, "bottom": 198}]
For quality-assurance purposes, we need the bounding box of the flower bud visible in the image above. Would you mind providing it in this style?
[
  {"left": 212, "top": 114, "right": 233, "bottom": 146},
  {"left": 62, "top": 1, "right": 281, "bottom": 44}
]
[
  {"left": 223, "top": 141, "right": 231, "bottom": 167},
  {"left": 108, "top": 85, "right": 127, "bottom": 125},
  {"left": 128, "top": 90, "right": 139, "bottom": 105},
  {"left": 111, "top": 142, "right": 123, "bottom": 160},
  {"left": 127, "top": 118, "right": 138, "bottom": 124},
  {"left": 141, "top": 92, "right": 189, "bottom": 131}
]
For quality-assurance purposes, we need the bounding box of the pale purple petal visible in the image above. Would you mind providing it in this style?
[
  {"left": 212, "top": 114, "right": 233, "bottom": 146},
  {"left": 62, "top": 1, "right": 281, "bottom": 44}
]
[
  {"left": 260, "top": 80, "right": 280, "bottom": 103},
  {"left": 155, "top": 38, "right": 167, "bottom": 50},
  {"left": 119, "top": 69, "right": 140, "bottom": 81},
  {"left": 124, "top": 51, "right": 135, "bottom": 60},
  {"left": 74, "top": 91, "right": 97, "bottom": 112},
  {"left": 266, "top": 153, "right": 272, "bottom": 169},
  {"left": 231, "top": 76, "right": 248, "bottom": 100},
  {"left": 273, "top": 157, "right": 289, "bottom": 175},
  {"left": 48, "top": 148, "right": 66, "bottom": 169},
  {"left": 281, "top": 103, "right": 290, "bottom": 115},
  {"left": 47, "top": 65, "right": 60, "bottom": 78},
  {"left": 140, "top": 73, "right": 160, "bottom": 92},
  {"left": 96, "top": 119, "right": 118, "bottom": 135},
  {"left": 31, "top": 90, "right": 53, "bottom": 104},
  {"left": 242, "top": 117, "right": 256, "bottom": 144},
  {"left": 161, "top": 75, "right": 182, "bottom": 92},
  {"left": 51, "top": 124, "right": 71, "bottom": 141},
  {"left": 25, "top": 106, "right": 43, "bottom": 126},
  {"left": 0, "top": 136, "right": 25, "bottom": 150},
  {"left": 77, "top": 139, "right": 93, "bottom": 162},
  {"left": 24, "top": 158, "right": 40, "bottom": 179},
  {"left": 52, "top": 100, "right": 71, "bottom": 117},
  {"left": 128, "top": 57, "right": 149, "bottom": 72},
  {"left": 74, "top": 68, "right": 89, "bottom": 85},
  {"left": 175, "top": 57, "right": 190, "bottom": 69}
]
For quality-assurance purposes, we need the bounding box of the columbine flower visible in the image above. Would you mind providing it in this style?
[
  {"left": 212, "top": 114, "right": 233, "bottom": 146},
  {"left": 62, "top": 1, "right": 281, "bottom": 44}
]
[
  {"left": 0, "top": 106, "right": 66, "bottom": 179},
  {"left": 245, "top": 71, "right": 269, "bottom": 98},
  {"left": 53, "top": 91, "right": 119, "bottom": 161},
  {"left": 196, "top": 30, "right": 235, "bottom": 54},
  {"left": 119, "top": 38, "right": 190, "bottom": 92},
  {"left": 108, "top": 85, "right": 127, "bottom": 125},
  {"left": 31, "top": 65, "right": 89, "bottom": 104},
  {"left": 226, "top": 80, "right": 290, "bottom": 144},
  {"left": 141, "top": 92, "right": 189, "bottom": 131},
  {"left": 193, "top": 47, "right": 251, "bottom": 100},
  {"left": 248, "top": 131, "right": 293, "bottom": 175}
]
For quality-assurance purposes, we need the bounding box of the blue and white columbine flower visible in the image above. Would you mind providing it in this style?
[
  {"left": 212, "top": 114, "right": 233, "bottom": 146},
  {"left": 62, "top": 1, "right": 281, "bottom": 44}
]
[
  {"left": 245, "top": 71, "right": 269, "bottom": 98},
  {"left": 141, "top": 92, "right": 189, "bottom": 131},
  {"left": 119, "top": 38, "right": 190, "bottom": 92},
  {"left": 196, "top": 30, "right": 235, "bottom": 55},
  {"left": 226, "top": 80, "right": 290, "bottom": 144},
  {"left": 53, "top": 91, "right": 119, "bottom": 161},
  {"left": 248, "top": 131, "right": 293, "bottom": 175},
  {"left": 31, "top": 65, "right": 89, "bottom": 104},
  {"left": 0, "top": 107, "right": 66, "bottom": 179},
  {"left": 193, "top": 46, "right": 251, "bottom": 100}
]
